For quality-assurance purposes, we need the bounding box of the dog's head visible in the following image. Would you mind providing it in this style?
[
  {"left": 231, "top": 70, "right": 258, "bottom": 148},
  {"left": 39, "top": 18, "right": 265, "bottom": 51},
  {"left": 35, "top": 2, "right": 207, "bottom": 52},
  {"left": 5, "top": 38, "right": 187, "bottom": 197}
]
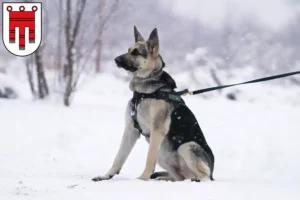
[{"left": 114, "top": 26, "right": 165, "bottom": 78}]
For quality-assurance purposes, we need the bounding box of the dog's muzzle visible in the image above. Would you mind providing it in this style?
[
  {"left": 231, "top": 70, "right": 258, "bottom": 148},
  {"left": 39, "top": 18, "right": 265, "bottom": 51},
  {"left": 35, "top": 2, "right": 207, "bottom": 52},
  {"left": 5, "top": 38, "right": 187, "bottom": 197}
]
[
  {"left": 114, "top": 56, "right": 123, "bottom": 68},
  {"left": 114, "top": 56, "right": 137, "bottom": 72}
]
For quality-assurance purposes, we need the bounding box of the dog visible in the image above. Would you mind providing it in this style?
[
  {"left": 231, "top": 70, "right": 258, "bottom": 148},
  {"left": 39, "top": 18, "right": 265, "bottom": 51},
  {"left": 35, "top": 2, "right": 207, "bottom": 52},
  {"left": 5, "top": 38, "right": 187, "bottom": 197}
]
[{"left": 92, "top": 26, "right": 215, "bottom": 182}]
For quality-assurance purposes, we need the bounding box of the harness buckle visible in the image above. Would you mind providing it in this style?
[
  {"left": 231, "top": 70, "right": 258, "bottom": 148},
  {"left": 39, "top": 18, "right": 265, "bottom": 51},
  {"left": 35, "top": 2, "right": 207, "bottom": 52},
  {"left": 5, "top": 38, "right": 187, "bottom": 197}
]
[{"left": 168, "top": 93, "right": 182, "bottom": 102}]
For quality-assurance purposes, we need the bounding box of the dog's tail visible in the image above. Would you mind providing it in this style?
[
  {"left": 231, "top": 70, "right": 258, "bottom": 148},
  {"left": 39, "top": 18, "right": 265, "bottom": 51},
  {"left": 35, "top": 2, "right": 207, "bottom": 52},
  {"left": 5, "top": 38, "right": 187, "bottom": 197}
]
[{"left": 206, "top": 146, "right": 215, "bottom": 181}]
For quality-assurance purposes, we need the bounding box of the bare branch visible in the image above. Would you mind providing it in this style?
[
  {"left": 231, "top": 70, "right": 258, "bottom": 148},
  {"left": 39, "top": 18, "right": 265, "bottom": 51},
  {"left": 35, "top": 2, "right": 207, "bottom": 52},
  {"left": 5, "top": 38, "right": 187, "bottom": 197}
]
[
  {"left": 65, "top": 0, "right": 72, "bottom": 48},
  {"left": 98, "top": 0, "right": 120, "bottom": 33},
  {"left": 63, "top": 0, "right": 89, "bottom": 106},
  {"left": 72, "top": 0, "right": 87, "bottom": 41}
]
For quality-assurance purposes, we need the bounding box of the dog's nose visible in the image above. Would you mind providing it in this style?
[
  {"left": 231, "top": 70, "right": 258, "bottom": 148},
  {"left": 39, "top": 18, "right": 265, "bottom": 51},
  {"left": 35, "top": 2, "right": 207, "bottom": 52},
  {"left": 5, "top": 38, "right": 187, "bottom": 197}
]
[{"left": 114, "top": 56, "right": 122, "bottom": 67}]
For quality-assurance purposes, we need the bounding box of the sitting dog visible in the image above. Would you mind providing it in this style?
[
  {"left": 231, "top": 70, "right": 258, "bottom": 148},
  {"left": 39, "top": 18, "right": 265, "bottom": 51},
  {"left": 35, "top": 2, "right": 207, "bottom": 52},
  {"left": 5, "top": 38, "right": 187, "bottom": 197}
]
[{"left": 92, "top": 26, "right": 215, "bottom": 182}]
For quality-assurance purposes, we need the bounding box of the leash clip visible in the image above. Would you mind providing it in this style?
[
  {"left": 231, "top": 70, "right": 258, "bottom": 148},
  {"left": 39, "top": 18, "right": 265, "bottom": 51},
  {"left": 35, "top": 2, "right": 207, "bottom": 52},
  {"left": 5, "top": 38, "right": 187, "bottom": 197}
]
[
  {"left": 176, "top": 89, "right": 192, "bottom": 96},
  {"left": 183, "top": 91, "right": 193, "bottom": 96}
]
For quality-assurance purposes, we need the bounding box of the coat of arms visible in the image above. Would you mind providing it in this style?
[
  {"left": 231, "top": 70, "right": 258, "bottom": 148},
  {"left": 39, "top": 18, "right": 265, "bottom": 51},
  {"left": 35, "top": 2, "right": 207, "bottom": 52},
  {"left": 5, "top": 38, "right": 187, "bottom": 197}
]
[{"left": 2, "top": 2, "right": 42, "bottom": 56}]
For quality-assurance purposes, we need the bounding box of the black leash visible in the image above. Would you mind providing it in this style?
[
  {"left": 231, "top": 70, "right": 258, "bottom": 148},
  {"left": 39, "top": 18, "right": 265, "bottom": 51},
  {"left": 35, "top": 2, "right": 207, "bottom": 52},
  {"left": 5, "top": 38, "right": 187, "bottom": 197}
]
[{"left": 176, "top": 70, "right": 300, "bottom": 96}]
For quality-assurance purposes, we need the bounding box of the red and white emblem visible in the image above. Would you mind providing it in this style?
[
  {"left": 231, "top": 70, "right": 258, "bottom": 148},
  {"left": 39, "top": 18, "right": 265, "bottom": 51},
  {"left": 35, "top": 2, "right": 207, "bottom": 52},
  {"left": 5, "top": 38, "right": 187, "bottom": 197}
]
[{"left": 2, "top": 2, "right": 42, "bottom": 57}]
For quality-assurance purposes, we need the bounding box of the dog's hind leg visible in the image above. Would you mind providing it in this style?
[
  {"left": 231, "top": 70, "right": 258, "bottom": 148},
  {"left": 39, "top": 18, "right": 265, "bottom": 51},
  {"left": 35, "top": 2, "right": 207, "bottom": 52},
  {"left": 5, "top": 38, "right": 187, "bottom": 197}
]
[
  {"left": 92, "top": 125, "right": 140, "bottom": 182},
  {"left": 150, "top": 171, "right": 169, "bottom": 179},
  {"left": 178, "top": 142, "right": 211, "bottom": 181},
  {"left": 150, "top": 170, "right": 184, "bottom": 182}
]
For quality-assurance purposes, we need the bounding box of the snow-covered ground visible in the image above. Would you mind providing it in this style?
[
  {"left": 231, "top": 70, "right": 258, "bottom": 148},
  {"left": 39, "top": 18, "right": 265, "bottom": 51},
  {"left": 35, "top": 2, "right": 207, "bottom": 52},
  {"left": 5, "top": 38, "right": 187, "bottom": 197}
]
[{"left": 0, "top": 74, "right": 300, "bottom": 200}]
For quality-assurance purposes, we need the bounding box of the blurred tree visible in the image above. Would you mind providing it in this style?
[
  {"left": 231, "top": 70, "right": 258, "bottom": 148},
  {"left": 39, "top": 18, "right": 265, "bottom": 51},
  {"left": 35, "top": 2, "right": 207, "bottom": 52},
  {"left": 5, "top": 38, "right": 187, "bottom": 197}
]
[
  {"left": 95, "top": 0, "right": 120, "bottom": 73},
  {"left": 24, "top": 0, "right": 49, "bottom": 99},
  {"left": 25, "top": 55, "right": 36, "bottom": 96},
  {"left": 63, "top": 0, "right": 87, "bottom": 106}
]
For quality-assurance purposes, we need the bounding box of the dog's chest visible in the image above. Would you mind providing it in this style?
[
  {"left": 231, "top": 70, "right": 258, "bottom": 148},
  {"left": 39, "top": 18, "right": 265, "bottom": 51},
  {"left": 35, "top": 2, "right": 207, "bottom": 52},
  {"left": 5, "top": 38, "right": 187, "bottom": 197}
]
[
  {"left": 135, "top": 99, "right": 154, "bottom": 135},
  {"left": 135, "top": 99, "right": 172, "bottom": 137}
]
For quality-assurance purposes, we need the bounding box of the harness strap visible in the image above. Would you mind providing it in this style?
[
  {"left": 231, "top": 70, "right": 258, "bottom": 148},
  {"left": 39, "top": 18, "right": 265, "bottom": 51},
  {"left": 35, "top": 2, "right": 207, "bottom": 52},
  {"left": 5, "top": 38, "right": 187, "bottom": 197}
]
[
  {"left": 130, "top": 90, "right": 184, "bottom": 137},
  {"left": 130, "top": 96, "right": 147, "bottom": 137}
]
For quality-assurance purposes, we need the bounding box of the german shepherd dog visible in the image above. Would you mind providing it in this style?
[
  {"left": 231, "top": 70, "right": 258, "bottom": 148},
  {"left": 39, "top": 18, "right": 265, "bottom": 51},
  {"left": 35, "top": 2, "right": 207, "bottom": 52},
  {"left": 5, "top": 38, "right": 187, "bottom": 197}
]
[{"left": 92, "top": 26, "right": 215, "bottom": 182}]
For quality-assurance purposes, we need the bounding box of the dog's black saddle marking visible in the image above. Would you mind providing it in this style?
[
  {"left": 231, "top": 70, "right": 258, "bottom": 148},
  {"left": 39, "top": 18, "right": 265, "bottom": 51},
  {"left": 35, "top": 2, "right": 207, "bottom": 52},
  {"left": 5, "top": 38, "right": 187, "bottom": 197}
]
[{"left": 130, "top": 90, "right": 184, "bottom": 138}]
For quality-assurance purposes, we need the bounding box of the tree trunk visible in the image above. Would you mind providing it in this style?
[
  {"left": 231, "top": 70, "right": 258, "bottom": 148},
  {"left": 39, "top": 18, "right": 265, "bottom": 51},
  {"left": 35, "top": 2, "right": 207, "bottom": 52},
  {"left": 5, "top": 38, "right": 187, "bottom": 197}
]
[
  {"left": 57, "top": 0, "right": 63, "bottom": 71},
  {"left": 63, "top": 35, "right": 74, "bottom": 106},
  {"left": 63, "top": 58, "right": 73, "bottom": 106},
  {"left": 63, "top": 0, "right": 87, "bottom": 106},
  {"left": 35, "top": 48, "right": 49, "bottom": 99},
  {"left": 26, "top": 56, "right": 36, "bottom": 97},
  {"left": 63, "top": 0, "right": 73, "bottom": 106},
  {"left": 95, "top": 0, "right": 106, "bottom": 73},
  {"left": 95, "top": 37, "right": 102, "bottom": 73}
]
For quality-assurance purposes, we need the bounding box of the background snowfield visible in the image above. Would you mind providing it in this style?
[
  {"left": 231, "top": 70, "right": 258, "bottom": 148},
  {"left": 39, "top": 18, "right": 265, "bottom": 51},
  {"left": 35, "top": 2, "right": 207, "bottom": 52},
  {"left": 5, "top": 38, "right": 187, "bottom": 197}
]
[{"left": 1, "top": 74, "right": 300, "bottom": 200}]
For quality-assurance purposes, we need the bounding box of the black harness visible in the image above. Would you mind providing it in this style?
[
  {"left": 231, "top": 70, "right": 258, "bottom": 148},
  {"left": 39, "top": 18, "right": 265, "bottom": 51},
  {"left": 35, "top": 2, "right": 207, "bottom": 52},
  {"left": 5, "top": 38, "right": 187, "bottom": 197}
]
[{"left": 130, "top": 89, "right": 185, "bottom": 137}]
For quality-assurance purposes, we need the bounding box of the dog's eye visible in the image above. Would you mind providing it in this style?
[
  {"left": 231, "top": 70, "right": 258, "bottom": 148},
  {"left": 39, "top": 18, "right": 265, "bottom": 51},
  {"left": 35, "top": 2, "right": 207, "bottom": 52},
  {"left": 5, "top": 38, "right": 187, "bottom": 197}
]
[{"left": 131, "top": 49, "right": 140, "bottom": 56}]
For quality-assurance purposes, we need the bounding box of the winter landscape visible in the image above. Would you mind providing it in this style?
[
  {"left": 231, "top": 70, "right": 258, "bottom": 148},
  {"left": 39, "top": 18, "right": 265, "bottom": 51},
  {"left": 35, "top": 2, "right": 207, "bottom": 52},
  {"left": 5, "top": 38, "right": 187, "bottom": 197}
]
[{"left": 0, "top": 0, "right": 300, "bottom": 199}]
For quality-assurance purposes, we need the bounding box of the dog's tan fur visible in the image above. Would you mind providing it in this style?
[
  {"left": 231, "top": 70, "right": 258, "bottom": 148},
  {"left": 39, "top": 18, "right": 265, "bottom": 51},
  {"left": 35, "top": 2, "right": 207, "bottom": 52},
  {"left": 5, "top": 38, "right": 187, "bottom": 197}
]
[{"left": 139, "top": 100, "right": 170, "bottom": 180}]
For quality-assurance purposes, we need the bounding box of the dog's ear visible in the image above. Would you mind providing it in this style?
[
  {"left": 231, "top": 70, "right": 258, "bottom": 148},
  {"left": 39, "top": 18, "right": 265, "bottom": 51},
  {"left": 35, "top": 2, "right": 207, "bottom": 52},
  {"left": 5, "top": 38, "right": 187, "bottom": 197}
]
[
  {"left": 134, "top": 25, "right": 145, "bottom": 43},
  {"left": 147, "top": 28, "right": 159, "bottom": 57}
]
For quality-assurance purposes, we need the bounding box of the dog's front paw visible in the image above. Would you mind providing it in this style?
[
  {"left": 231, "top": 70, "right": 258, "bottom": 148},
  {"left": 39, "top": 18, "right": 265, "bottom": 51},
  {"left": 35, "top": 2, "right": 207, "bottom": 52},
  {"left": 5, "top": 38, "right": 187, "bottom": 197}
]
[
  {"left": 92, "top": 175, "right": 113, "bottom": 182},
  {"left": 138, "top": 174, "right": 151, "bottom": 181}
]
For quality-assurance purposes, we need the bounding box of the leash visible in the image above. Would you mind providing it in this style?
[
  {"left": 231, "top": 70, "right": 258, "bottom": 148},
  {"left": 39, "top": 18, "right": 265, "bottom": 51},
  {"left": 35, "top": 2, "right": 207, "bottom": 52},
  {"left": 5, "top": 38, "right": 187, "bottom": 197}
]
[
  {"left": 176, "top": 70, "right": 300, "bottom": 96},
  {"left": 130, "top": 70, "right": 299, "bottom": 137}
]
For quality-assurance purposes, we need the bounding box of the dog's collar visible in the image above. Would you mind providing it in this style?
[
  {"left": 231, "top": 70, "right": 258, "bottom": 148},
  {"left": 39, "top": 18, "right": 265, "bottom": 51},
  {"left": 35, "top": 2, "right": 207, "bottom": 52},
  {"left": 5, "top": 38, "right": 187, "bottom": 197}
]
[
  {"left": 130, "top": 71, "right": 177, "bottom": 94},
  {"left": 149, "top": 68, "right": 163, "bottom": 78},
  {"left": 134, "top": 68, "right": 163, "bottom": 81}
]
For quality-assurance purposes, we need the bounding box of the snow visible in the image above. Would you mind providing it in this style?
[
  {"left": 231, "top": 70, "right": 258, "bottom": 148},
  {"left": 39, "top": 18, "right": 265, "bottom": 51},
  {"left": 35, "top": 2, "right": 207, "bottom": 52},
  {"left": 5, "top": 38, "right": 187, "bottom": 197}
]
[
  {"left": 0, "top": 73, "right": 31, "bottom": 99},
  {"left": 162, "top": 0, "right": 296, "bottom": 30},
  {"left": 1, "top": 74, "right": 300, "bottom": 200}
]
